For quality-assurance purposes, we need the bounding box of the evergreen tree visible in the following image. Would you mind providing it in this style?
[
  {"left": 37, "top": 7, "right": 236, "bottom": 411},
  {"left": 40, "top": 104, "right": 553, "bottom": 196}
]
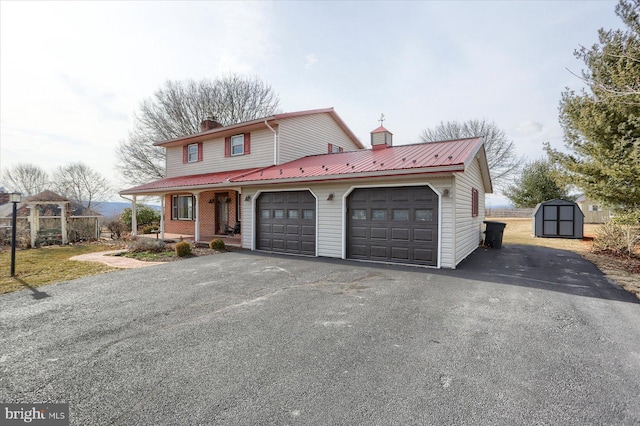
[
  {"left": 546, "top": 0, "right": 640, "bottom": 211},
  {"left": 504, "top": 159, "right": 575, "bottom": 208}
]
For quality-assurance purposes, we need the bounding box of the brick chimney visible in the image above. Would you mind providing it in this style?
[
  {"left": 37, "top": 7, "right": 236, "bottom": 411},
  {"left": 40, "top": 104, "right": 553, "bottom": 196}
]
[
  {"left": 200, "top": 117, "right": 223, "bottom": 132},
  {"left": 371, "top": 126, "right": 393, "bottom": 150}
]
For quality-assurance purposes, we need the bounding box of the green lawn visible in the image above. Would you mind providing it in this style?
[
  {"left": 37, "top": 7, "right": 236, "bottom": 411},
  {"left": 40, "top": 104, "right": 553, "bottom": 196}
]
[{"left": 0, "top": 244, "right": 119, "bottom": 294}]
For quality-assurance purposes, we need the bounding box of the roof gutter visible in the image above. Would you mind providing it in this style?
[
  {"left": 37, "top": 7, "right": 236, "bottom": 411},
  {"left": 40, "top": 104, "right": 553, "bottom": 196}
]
[{"left": 264, "top": 120, "right": 278, "bottom": 165}]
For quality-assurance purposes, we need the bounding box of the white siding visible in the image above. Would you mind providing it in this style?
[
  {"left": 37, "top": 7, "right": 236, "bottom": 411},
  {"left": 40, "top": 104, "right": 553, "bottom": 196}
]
[
  {"left": 166, "top": 128, "right": 275, "bottom": 178},
  {"left": 453, "top": 157, "right": 486, "bottom": 266},
  {"left": 278, "top": 113, "right": 362, "bottom": 164},
  {"left": 241, "top": 175, "right": 457, "bottom": 268}
]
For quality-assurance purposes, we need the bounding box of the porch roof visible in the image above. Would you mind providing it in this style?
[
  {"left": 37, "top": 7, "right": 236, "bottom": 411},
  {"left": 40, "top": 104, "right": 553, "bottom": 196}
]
[{"left": 121, "top": 168, "right": 260, "bottom": 195}]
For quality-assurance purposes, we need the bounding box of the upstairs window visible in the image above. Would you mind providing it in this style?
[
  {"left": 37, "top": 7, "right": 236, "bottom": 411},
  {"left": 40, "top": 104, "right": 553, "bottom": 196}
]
[
  {"left": 328, "top": 143, "right": 344, "bottom": 153},
  {"left": 225, "top": 133, "right": 251, "bottom": 157},
  {"left": 231, "top": 135, "right": 244, "bottom": 156},
  {"left": 183, "top": 143, "right": 203, "bottom": 163}
]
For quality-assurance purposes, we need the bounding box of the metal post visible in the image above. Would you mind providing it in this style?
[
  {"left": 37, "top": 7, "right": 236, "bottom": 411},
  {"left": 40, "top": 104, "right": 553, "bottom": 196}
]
[{"left": 10, "top": 200, "right": 18, "bottom": 277}]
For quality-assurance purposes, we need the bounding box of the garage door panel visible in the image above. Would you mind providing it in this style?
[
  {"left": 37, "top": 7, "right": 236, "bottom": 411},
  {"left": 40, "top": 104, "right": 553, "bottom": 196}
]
[
  {"left": 370, "top": 227, "right": 388, "bottom": 239},
  {"left": 257, "top": 191, "right": 316, "bottom": 256},
  {"left": 349, "top": 244, "right": 367, "bottom": 257},
  {"left": 414, "top": 248, "right": 434, "bottom": 262},
  {"left": 370, "top": 245, "right": 388, "bottom": 258},
  {"left": 414, "top": 228, "right": 434, "bottom": 242},
  {"left": 391, "top": 228, "right": 410, "bottom": 241},
  {"left": 347, "top": 186, "right": 438, "bottom": 266},
  {"left": 392, "top": 189, "right": 411, "bottom": 202},
  {"left": 259, "top": 223, "right": 271, "bottom": 233},
  {"left": 351, "top": 226, "right": 367, "bottom": 238},
  {"left": 391, "top": 247, "right": 409, "bottom": 260}
]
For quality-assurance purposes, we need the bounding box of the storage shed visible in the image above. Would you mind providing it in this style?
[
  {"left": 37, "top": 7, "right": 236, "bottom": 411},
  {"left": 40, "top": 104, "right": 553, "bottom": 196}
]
[{"left": 532, "top": 199, "right": 584, "bottom": 239}]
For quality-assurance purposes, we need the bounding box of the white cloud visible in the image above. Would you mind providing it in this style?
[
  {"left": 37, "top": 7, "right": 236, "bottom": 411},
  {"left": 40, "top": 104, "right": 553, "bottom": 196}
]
[
  {"left": 516, "top": 121, "right": 544, "bottom": 135},
  {"left": 305, "top": 53, "right": 318, "bottom": 68}
]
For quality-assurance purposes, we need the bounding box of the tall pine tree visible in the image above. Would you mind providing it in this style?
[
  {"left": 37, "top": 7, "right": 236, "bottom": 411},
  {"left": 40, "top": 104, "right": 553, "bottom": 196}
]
[{"left": 546, "top": 0, "right": 640, "bottom": 212}]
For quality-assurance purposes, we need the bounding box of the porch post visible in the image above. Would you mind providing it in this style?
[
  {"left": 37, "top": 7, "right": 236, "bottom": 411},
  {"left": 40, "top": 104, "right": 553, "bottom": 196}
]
[
  {"left": 160, "top": 194, "right": 165, "bottom": 239},
  {"left": 29, "top": 205, "right": 37, "bottom": 248},
  {"left": 60, "top": 202, "right": 68, "bottom": 244},
  {"left": 131, "top": 196, "right": 137, "bottom": 237},
  {"left": 194, "top": 192, "right": 200, "bottom": 242}
]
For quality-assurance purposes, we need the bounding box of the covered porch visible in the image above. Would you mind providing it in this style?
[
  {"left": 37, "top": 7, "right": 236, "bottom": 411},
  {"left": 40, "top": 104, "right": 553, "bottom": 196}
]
[{"left": 127, "top": 188, "right": 242, "bottom": 243}]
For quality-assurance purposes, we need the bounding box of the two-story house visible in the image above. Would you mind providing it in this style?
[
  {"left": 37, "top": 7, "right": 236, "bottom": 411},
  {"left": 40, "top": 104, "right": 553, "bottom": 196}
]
[{"left": 121, "top": 107, "right": 492, "bottom": 268}]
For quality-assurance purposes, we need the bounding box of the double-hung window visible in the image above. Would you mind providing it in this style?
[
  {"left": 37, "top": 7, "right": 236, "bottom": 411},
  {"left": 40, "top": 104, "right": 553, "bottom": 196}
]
[
  {"left": 231, "top": 135, "right": 244, "bottom": 156},
  {"left": 183, "top": 143, "right": 202, "bottom": 163},
  {"left": 225, "top": 133, "right": 250, "bottom": 157},
  {"left": 172, "top": 195, "right": 196, "bottom": 220},
  {"left": 187, "top": 144, "right": 198, "bottom": 162}
]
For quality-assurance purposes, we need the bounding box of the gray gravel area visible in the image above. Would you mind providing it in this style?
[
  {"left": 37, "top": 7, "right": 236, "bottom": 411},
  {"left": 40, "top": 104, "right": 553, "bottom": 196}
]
[{"left": 1, "top": 245, "right": 639, "bottom": 425}]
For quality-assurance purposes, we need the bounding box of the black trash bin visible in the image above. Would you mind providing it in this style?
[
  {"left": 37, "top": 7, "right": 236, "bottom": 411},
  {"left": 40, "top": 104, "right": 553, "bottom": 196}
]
[{"left": 483, "top": 221, "right": 507, "bottom": 249}]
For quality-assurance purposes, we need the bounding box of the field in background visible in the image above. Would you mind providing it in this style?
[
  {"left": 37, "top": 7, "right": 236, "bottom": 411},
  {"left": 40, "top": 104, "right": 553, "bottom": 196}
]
[{"left": 488, "top": 217, "right": 639, "bottom": 299}]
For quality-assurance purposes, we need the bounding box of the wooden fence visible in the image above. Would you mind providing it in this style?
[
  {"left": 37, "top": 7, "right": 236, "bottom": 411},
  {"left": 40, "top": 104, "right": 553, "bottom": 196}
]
[{"left": 485, "top": 208, "right": 534, "bottom": 218}]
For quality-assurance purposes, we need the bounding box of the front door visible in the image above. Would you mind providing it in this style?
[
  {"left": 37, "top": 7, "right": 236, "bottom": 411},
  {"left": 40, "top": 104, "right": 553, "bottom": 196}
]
[{"left": 216, "top": 193, "right": 229, "bottom": 234}]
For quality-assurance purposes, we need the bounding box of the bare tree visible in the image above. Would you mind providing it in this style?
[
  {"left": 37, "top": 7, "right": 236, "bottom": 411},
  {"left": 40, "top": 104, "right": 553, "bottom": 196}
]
[
  {"left": 1, "top": 163, "right": 49, "bottom": 196},
  {"left": 419, "top": 119, "right": 523, "bottom": 191},
  {"left": 116, "top": 74, "right": 281, "bottom": 185},
  {"left": 52, "top": 163, "right": 112, "bottom": 209}
]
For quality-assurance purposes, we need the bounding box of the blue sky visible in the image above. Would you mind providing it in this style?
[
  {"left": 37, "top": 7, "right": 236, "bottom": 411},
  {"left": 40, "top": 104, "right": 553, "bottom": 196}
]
[{"left": 0, "top": 1, "right": 622, "bottom": 204}]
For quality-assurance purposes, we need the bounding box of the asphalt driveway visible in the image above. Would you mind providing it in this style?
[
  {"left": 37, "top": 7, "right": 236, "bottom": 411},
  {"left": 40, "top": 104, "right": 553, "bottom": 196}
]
[{"left": 1, "top": 245, "right": 639, "bottom": 425}]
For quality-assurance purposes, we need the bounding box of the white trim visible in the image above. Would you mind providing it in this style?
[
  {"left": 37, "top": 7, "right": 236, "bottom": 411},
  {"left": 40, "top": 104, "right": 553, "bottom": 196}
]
[
  {"left": 251, "top": 187, "right": 319, "bottom": 257},
  {"left": 341, "top": 182, "right": 442, "bottom": 269}
]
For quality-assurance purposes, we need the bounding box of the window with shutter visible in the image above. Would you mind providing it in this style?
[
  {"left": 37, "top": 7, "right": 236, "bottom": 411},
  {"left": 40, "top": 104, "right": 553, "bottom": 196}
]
[
  {"left": 231, "top": 134, "right": 244, "bottom": 156},
  {"left": 471, "top": 188, "right": 479, "bottom": 217}
]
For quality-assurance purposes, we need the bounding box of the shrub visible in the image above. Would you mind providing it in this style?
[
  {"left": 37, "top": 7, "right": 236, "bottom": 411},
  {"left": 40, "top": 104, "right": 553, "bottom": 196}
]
[
  {"left": 141, "top": 225, "right": 159, "bottom": 234},
  {"left": 107, "top": 220, "right": 127, "bottom": 239},
  {"left": 209, "top": 238, "right": 226, "bottom": 250},
  {"left": 592, "top": 220, "right": 640, "bottom": 258},
  {"left": 175, "top": 241, "right": 192, "bottom": 257},
  {"left": 128, "top": 239, "right": 166, "bottom": 253},
  {"left": 121, "top": 205, "right": 160, "bottom": 228}
]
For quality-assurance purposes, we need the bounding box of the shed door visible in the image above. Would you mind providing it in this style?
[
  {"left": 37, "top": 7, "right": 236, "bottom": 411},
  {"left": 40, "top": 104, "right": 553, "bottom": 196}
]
[
  {"left": 543, "top": 205, "right": 575, "bottom": 236},
  {"left": 256, "top": 191, "right": 316, "bottom": 255},
  {"left": 347, "top": 186, "right": 438, "bottom": 266}
]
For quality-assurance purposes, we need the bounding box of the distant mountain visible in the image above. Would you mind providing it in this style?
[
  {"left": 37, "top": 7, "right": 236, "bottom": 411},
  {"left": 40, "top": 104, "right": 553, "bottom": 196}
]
[{"left": 93, "top": 202, "right": 160, "bottom": 219}]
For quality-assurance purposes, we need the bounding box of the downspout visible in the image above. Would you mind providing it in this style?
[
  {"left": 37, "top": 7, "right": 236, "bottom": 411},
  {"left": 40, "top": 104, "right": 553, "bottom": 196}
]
[{"left": 264, "top": 120, "right": 278, "bottom": 165}]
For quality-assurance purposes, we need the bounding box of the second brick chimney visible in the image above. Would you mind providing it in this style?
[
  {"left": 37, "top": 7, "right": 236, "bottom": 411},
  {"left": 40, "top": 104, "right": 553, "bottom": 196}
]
[{"left": 200, "top": 117, "right": 223, "bottom": 132}]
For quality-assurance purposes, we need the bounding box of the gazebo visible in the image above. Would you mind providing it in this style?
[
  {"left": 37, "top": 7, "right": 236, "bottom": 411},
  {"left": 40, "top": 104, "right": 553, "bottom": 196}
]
[{"left": 0, "top": 190, "right": 103, "bottom": 246}]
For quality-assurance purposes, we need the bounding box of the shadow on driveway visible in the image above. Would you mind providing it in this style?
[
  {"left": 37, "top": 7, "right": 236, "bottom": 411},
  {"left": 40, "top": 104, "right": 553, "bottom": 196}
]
[{"left": 244, "top": 244, "right": 638, "bottom": 304}]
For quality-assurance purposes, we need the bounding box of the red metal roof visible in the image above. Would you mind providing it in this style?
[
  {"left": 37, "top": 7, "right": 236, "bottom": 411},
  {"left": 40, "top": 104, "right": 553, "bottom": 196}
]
[
  {"left": 233, "top": 138, "right": 483, "bottom": 183},
  {"left": 121, "top": 138, "right": 486, "bottom": 194},
  {"left": 122, "top": 168, "right": 261, "bottom": 194}
]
